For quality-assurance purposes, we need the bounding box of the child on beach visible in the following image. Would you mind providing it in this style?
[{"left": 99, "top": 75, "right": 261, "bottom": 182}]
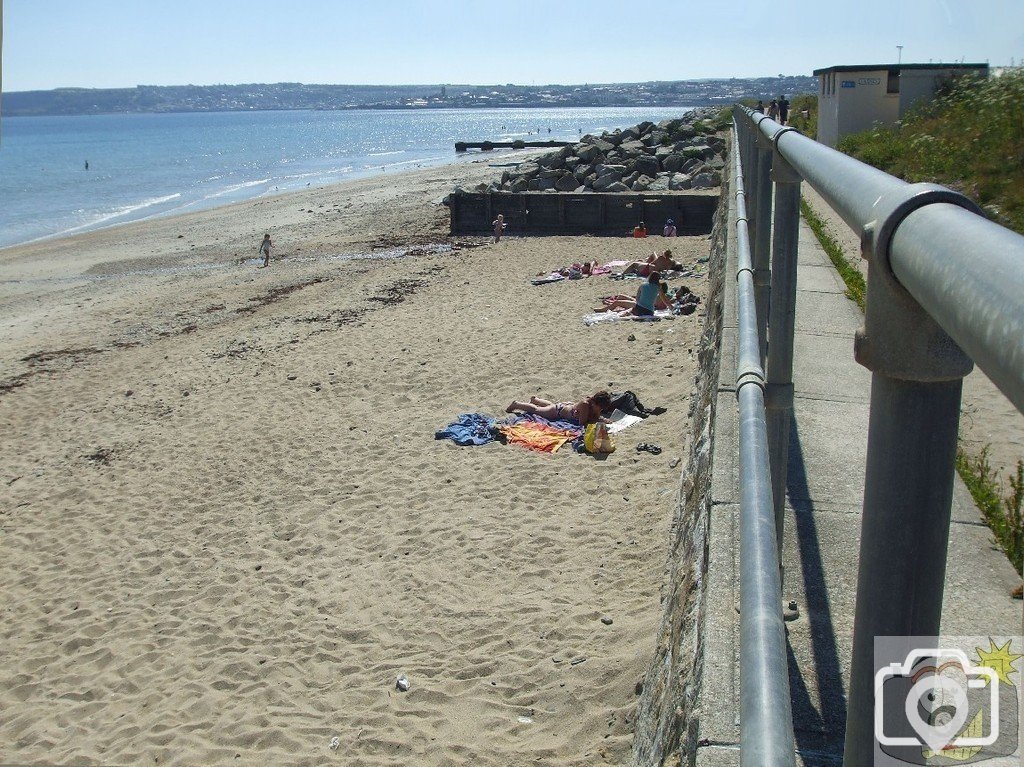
[
  {"left": 492, "top": 214, "right": 506, "bottom": 243},
  {"left": 259, "top": 233, "right": 272, "bottom": 267}
]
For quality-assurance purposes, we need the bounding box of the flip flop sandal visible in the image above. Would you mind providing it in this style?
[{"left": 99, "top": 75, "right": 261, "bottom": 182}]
[{"left": 636, "top": 442, "right": 663, "bottom": 455}]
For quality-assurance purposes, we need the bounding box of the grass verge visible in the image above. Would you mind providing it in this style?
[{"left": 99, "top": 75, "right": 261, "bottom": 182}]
[
  {"left": 956, "top": 449, "right": 1024, "bottom": 576},
  {"left": 799, "top": 197, "right": 866, "bottom": 310}
]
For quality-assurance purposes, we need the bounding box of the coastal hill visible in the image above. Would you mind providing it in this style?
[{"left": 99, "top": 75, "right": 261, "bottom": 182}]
[{"left": 2, "top": 77, "right": 816, "bottom": 116}]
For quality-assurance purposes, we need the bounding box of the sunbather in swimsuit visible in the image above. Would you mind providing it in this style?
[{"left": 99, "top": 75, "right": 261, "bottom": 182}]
[{"left": 505, "top": 391, "right": 612, "bottom": 426}]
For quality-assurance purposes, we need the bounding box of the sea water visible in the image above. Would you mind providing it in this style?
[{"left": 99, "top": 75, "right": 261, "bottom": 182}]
[{"left": 0, "top": 107, "right": 696, "bottom": 250}]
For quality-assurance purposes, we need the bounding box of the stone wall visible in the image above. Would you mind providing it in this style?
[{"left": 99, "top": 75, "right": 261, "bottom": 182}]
[{"left": 629, "top": 149, "right": 729, "bottom": 767}]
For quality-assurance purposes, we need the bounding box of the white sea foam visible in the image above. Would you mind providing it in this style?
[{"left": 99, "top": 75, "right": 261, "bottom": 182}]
[
  {"left": 54, "top": 193, "right": 183, "bottom": 237},
  {"left": 203, "top": 178, "right": 272, "bottom": 200}
]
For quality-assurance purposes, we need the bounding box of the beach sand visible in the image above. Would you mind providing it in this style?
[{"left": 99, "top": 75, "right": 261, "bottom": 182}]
[{"left": 0, "top": 157, "right": 711, "bottom": 765}]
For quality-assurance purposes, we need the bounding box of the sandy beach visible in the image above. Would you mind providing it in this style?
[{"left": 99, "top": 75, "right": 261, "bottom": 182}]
[{"left": 0, "top": 157, "right": 711, "bottom": 765}]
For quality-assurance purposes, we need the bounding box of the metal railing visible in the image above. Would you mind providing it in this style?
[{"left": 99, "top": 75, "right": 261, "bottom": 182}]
[{"left": 730, "top": 104, "right": 1024, "bottom": 766}]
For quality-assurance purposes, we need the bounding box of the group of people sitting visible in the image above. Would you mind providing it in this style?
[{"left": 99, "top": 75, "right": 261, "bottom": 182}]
[
  {"left": 620, "top": 248, "right": 685, "bottom": 277},
  {"left": 579, "top": 248, "right": 694, "bottom": 318}
]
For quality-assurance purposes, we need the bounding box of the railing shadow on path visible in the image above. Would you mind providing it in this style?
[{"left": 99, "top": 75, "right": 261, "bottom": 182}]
[{"left": 786, "top": 412, "right": 847, "bottom": 763}]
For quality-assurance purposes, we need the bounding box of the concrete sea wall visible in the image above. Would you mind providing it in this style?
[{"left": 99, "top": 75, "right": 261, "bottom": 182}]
[{"left": 629, "top": 162, "right": 729, "bottom": 767}]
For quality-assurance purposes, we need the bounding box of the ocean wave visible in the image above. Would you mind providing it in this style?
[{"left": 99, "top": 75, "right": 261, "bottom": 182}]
[
  {"left": 368, "top": 150, "right": 404, "bottom": 157},
  {"left": 204, "top": 178, "right": 272, "bottom": 199},
  {"left": 59, "top": 193, "right": 183, "bottom": 234},
  {"left": 367, "top": 156, "right": 444, "bottom": 169}
]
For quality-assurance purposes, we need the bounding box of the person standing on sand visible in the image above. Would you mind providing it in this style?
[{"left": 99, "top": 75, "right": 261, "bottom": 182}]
[
  {"left": 259, "top": 233, "right": 272, "bottom": 267},
  {"left": 663, "top": 218, "right": 677, "bottom": 237},
  {"left": 492, "top": 214, "right": 506, "bottom": 243}
]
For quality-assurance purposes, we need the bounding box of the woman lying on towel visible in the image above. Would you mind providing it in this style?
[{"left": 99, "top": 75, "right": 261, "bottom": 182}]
[
  {"left": 506, "top": 390, "right": 612, "bottom": 426},
  {"left": 621, "top": 249, "right": 684, "bottom": 276},
  {"left": 593, "top": 276, "right": 671, "bottom": 314}
]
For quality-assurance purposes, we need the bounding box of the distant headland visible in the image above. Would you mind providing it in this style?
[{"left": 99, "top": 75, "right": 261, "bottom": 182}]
[{"left": 2, "top": 77, "right": 816, "bottom": 117}]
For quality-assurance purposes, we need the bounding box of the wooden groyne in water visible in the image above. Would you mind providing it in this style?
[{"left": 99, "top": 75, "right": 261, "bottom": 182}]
[{"left": 454, "top": 140, "right": 574, "bottom": 152}]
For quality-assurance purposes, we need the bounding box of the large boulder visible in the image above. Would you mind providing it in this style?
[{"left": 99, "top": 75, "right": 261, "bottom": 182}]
[
  {"left": 707, "top": 155, "right": 726, "bottom": 170},
  {"left": 563, "top": 156, "right": 582, "bottom": 171},
  {"left": 555, "top": 173, "right": 580, "bottom": 192},
  {"left": 619, "top": 139, "right": 647, "bottom": 155},
  {"left": 581, "top": 137, "right": 616, "bottom": 154},
  {"left": 636, "top": 121, "right": 655, "bottom": 134},
  {"left": 669, "top": 173, "right": 693, "bottom": 190},
  {"left": 643, "top": 130, "right": 669, "bottom": 147},
  {"left": 682, "top": 144, "right": 714, "bottom": 160},
  {"left": 510, "top": 178, "right": 530, "bottom": 193},
  {"left": 634, "top": 154, "right": 661, "bottom": 177},
  {"left": 618, "top": 127, "right": 640, "bottom": 143},
  {"left": 623, "top": 170, "right": 642, "bottom": 187},
  {"left": 691, "top": 171, "right": 721, "bottom": 189},
  {"left": 593, "top": 173, "right": 625, "bottom": 192},
  {"left": 647, "top": 175, "right": 671, "bottom": 191},
  {"left": 662, "top": 153, "right": 688, "bottom": 173},
  {"left": 654, "top": 145, "right": 675, "bottom": 160},
  {"left": 574, "top": 163, "right": 595, "bottom": 181},
  {"left": 602, "top": 130, "right": 624, "bottom": 146},
  {"left": 671, "top": 124, "right": 697, "bottom": 140},
  {"left": 515, "top": 161, "right": 540, "bottom": 179},
  {"left": 528, "top": 177, "right": 557, "bottom": 191},
  {"left": 538, "top": 153, "right": 565, "bottom": 170},
  {"left": 575, "top": 143, "right": 605, "bottom": 163},
  {"left": 681, "top": 157, "right": 703, "bottom": 174},
  {"left": 595, "top": 163, "right": 627, "bottom": 178},
  {"left": 602, "top": 181, "right": 630, "bottom": 192},
  {"left": 632, "top": 175, "right": 656, "bottom": 191},
  {"left": 538, "top": 167, "right": 563, "bottom": 179}
]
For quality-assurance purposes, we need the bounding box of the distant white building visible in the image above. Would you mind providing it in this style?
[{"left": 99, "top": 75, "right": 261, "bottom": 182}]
[{"left": 813, "top": 63, "right": 988, "bottom": 148}]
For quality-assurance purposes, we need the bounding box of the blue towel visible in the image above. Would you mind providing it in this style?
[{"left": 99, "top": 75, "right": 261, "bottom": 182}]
[{"left": 435, "top": 413, "right": 498, "bottom": 446}]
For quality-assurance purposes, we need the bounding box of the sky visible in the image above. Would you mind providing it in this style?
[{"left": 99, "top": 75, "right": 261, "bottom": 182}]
[{"left": 3, "top": 0, "right": 1024, "bottom": 92}]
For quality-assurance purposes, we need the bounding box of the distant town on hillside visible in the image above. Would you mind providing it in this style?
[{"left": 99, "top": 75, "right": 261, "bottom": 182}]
[{"left": 2, "top": 77, "right": 817, "bottom": 116}]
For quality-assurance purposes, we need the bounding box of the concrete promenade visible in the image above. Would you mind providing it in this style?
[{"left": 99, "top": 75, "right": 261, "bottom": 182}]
[{"left": 693, "top": 188, "right": 1023, "bottom": 765}]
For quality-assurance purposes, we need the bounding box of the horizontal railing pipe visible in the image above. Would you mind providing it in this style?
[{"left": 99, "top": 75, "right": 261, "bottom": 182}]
[{"left": 731, "top": 118, "right": 797, "bottom": 767}]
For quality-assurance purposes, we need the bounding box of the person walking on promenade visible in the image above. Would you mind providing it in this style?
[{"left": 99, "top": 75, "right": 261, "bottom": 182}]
[
  {"left": 755, "top": 100, "right": 765, "bottom": 114},
  {"left": 259, "top": 233, "right": 273, "bottom": 268},
  {"left": 778, "top": 94, "right": 790, "bottom": 125},
  {"left": 767, "top": 99, "right": 779, "bottom": 120}
]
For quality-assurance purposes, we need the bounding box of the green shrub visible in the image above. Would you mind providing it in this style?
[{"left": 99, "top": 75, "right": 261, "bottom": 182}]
[
  {"left": 786, "top": 94, "right": 818, "bottom": 138},
  {"left": 838, "top": 70, "right": 1024, "bottom": 233}
]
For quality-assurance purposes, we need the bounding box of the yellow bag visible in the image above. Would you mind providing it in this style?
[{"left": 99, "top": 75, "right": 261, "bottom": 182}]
[{"left": 584, "top": 422, "right": 615, "bottom": 454}]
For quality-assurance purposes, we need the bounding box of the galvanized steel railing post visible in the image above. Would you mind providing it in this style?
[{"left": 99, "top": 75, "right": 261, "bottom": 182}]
[
  {"left": 753, "top": 124, "right": 774, "bottom": 363},
  {"left": 842, "top": 186, "right": 977, "bottom": 766},
  {"left": 764, "top": 136, "right": 801, "bottom": 588}
]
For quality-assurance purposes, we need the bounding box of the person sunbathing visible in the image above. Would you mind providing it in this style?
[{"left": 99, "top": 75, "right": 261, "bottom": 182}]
[
  {"left": 593, "top": 281, "right": 671, "bottom": 313},
  {"left": 505, "top": 390, "right": 612, "bottom": 425},
  {"left": 621, "top": 249, "right": 684, "bottom": 276}
]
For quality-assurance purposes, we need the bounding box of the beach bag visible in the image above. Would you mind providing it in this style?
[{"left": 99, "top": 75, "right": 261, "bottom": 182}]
[{"left": 584, "top": 422, "right": 616, "bottom": 454}]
